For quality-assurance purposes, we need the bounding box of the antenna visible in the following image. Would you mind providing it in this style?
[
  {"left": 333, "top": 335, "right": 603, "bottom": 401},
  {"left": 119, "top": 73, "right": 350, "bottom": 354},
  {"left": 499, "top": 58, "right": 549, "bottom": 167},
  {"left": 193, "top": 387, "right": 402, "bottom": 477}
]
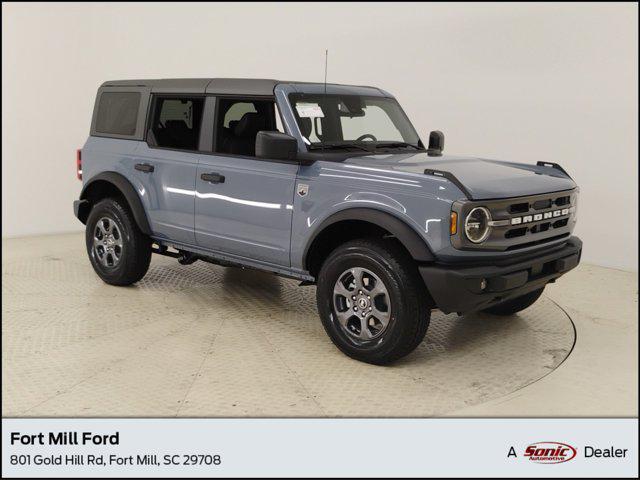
[{"left": 324, "top": 49, "right": 328, "bottom": 95}]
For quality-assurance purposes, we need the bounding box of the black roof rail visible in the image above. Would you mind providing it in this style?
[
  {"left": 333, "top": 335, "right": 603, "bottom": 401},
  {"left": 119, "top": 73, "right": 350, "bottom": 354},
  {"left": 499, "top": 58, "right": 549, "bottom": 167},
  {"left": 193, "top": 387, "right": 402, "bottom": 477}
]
[{"left": 423, "top": 169, "right": 472, "bottom": 199}]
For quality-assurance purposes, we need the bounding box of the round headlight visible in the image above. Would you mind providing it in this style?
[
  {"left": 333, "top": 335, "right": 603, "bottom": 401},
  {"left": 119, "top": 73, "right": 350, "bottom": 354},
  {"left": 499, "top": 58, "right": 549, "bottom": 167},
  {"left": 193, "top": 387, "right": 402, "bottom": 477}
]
[{"left": 465, "top": 207, "right": 492, "bottom": 243}]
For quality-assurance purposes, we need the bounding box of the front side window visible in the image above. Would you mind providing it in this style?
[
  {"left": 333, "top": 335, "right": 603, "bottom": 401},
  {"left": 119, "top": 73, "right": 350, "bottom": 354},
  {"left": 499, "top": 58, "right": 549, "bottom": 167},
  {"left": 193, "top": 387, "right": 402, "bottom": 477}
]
[
  {"left": 215, "top": 98, "right": 277, "bottom": 156},
  {"left": 148, "top": 97, "right": 204, "bottom": 150},
  {"left": 223, "top": 102, "right": 256, "bottom": 127},
  {"left": 95, "top": 92, "right": 141, "bottom": 136},
  {"left": 289, "top": 93, "right": 422, "bottom": 153}
]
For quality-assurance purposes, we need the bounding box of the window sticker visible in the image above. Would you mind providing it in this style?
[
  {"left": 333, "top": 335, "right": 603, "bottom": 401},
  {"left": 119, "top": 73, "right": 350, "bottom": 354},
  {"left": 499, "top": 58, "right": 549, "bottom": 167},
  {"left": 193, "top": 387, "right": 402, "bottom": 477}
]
[{"left": 296, "top": 102, "right": 324, "bottom": 118}]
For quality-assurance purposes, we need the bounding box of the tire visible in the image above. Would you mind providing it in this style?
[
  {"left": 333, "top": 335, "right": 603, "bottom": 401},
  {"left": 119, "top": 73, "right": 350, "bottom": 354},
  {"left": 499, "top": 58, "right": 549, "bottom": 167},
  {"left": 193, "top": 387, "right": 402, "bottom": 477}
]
[
  {"left": 85, "top": 197, "right": 152, "bottom": 286},
  {"left": 316, "top": 238, "right": 431, "bottom": 365},
  {"left": 482, "top": 287, "right": 544, "bottom": 316}
]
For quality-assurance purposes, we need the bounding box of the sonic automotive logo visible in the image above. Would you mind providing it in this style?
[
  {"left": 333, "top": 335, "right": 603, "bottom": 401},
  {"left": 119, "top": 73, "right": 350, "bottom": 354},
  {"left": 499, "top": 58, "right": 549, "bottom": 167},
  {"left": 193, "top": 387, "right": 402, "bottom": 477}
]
[{"left": 524, "top": 441, "right": 577, "bottom": 464}]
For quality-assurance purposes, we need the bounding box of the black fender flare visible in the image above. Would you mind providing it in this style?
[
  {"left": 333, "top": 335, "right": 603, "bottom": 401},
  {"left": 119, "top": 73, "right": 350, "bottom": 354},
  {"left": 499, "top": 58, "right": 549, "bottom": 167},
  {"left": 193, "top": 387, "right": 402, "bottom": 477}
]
[
  {"left": 79, "top": 171, "right": 152, "bottom": 235},
  {"left": 303, "top": 208, "right": 435, "bottom": 268}
]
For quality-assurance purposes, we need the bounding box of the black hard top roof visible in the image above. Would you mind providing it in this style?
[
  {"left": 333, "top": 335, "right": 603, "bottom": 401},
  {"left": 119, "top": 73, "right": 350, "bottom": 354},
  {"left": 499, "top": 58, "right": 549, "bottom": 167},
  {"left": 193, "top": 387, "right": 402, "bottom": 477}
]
[{"left": 100, "top": 78, "right": 385, "bottom": 96}]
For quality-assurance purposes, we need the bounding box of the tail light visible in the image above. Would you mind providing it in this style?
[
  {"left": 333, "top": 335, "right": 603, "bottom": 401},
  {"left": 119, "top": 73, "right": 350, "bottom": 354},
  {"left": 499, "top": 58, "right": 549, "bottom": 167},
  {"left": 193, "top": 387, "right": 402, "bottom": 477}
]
[{"left": 76, "top": 149, "right": 82, "bottom": 180}]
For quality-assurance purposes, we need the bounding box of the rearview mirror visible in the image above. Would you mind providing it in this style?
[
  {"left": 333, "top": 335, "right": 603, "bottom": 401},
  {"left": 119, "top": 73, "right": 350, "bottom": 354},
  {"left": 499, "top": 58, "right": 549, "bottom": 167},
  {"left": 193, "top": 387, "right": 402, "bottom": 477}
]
[
  {"left": 255, "top": 131, "right": 298, "bottom": 162},
  {"left": 427, "top": 130, "right": 444, "bottom": 157}
]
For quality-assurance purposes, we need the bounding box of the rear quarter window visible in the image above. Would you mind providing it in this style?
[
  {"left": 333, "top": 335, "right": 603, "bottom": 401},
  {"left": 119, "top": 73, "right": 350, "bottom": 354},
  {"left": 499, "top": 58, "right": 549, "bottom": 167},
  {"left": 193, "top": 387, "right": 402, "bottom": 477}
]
[{"left": 95, "top": 92, "right": 141, "bottom": 136}]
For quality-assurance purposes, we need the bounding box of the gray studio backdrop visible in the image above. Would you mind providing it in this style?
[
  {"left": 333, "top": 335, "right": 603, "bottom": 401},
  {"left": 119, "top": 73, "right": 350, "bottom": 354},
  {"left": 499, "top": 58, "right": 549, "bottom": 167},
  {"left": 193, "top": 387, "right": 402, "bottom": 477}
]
[{"left": 2, "top": 2, "right": 637, "bottom": 270}]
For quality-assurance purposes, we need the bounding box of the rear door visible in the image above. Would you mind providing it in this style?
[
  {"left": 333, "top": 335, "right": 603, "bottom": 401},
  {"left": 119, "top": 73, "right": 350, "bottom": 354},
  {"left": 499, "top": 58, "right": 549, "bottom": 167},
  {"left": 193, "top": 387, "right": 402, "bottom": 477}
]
[
  {"left": 131, "top": 95, "right": 208, "bottom": 245},
  {"left": 194, "top": 97, "right": 297, "bottom": 266}
]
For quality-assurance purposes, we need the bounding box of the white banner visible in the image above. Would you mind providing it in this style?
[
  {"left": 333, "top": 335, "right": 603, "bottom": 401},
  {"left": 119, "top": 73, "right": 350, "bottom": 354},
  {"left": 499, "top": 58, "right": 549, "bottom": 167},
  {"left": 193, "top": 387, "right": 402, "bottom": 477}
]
[{"left": 2, "top": 418, "right": 637, "bottom": 478}]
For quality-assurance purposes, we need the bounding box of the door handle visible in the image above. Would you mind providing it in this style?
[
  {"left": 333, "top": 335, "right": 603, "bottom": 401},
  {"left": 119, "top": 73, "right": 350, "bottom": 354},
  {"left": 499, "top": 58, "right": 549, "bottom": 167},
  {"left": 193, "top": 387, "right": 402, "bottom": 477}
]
[
  {"left": 135, "top": 163, "right": 154, "bottom": 173},
  {"left": 201, "top": 172, "right": 225, "bottom": 184}
]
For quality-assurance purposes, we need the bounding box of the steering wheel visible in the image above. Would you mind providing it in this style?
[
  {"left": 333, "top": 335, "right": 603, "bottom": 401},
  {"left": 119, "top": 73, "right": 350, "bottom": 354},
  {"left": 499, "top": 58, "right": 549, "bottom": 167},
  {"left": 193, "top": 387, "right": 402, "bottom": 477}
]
[{"left": 356, "top": 133, "right": 377, "bottom": 142}]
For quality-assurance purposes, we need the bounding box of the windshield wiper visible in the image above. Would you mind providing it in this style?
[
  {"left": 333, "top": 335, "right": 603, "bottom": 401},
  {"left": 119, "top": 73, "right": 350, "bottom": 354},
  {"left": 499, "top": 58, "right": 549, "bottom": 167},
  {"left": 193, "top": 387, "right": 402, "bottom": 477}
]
[
  {"left": 309, "top": 142, "right": 374, "bottom": 153},
  {"left": 374, "top": 142, "right": 424, "bottom": 150}
]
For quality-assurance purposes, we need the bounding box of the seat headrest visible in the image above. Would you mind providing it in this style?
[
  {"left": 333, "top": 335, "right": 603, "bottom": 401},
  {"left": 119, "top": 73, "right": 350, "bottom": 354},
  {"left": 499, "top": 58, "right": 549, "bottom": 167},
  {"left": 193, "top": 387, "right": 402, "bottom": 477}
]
[
  {"left": 234, "top": 113, "right": 267, "bottom": 138},
  {"left": 164, "top": 119, "right": 189, "bottom": 130},
  {"left": 299, "top": 117, "right": 312, "bottom": 138}
]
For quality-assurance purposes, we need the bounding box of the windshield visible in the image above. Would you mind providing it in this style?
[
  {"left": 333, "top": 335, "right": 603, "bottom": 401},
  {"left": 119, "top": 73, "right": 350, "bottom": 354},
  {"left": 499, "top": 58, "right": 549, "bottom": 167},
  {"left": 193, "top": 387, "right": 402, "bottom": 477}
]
[{"left": 289, "top": 93, "right": 422, "bottom": 152}]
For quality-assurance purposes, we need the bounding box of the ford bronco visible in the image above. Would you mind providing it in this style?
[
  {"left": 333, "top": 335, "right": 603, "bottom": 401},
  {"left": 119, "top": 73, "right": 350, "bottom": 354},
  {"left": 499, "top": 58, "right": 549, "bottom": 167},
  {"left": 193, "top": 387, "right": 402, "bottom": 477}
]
[{"left": 74, "top": 78, "right": 581, "bottom": 364}]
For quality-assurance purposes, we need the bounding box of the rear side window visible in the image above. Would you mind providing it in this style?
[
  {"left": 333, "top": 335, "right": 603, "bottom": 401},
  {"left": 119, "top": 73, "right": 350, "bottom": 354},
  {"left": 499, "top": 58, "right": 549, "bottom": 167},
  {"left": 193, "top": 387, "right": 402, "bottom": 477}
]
[
  {"left": 148, "top": 97, "right": 205, "bottom": 151},
  {"left": 95, "top": 92, "right": 141, "bottom": 136}
]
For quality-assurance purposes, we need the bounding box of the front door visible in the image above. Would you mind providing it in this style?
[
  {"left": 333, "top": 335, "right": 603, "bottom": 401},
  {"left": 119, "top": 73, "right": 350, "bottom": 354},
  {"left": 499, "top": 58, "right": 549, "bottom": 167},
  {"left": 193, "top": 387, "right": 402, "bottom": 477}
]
[
  {"left": 195, "top": 156, "right": 297, "bottom": 266},
  {"left": 194, "top": 97, "right": 297, "bottom": 266}
]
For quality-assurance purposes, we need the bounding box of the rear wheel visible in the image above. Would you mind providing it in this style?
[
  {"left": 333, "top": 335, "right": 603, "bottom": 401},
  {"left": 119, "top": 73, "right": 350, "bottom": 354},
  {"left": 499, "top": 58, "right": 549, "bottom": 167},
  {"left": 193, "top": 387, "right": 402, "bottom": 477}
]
[
  {"left": 316, "top": 238, "right": 431, "bottom": 365},
  {"left": 85, "top": 198, "right": 151, "bottom": 286},
  {"left": 482, "top": 287, "right": 544, "bottom": 316}
]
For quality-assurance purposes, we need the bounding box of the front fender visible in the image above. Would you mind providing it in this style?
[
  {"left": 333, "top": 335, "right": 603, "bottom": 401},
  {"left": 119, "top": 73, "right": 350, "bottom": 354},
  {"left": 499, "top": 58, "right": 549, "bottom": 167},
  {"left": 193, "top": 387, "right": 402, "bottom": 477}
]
[
  {"left": 302, "top": 207, "right": 436, "bottom": 269},
  {"left": 290, "top": 160, "right": 456, "bottom": 271}
]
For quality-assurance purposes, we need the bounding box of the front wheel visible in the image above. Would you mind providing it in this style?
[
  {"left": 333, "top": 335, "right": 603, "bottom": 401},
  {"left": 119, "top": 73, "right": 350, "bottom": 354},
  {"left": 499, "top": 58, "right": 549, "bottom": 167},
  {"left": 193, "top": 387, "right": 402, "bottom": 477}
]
[
  {"left": 482, "top": 287, "right": 544, "bottom": 316},
  {"left": 85, "top": 197, "right": 152, "bottom": 286},
  {"left": 316, "top": 239, "right": 431, "bottom": 365}
]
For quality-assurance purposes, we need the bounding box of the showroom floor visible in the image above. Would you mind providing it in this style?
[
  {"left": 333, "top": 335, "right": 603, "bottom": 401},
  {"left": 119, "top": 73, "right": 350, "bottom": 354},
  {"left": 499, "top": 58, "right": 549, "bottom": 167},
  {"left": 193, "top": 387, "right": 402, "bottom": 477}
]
[{"left": 2, "top": 233, "right": 637, "bottom": 417}]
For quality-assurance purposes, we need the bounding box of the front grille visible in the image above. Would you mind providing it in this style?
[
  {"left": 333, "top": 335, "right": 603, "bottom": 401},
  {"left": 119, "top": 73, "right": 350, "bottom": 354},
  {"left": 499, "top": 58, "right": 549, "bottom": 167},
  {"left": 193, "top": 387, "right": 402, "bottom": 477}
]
[
  {"left": 452, "top": 189, "right": 578, "bottom": 251},
  {"left": 509, "top": 202, "right": 529, "bottom": 214},
  {"left": 532, "top": 199, "right": 552, "bottom": 210},
  {"left": 514, "top": 195, "right": 569, "bottom": 212},
  {"left": 530, "top": 222, "right": 550, "bottom": 234},
  {"left": 505, "top": 227, "right": 527, "bottom": 239},
  {"left": 502, "top": 191, "right": 575, "bottom": 244},
  {"left": 553, "top": 218, "right": 568, "bottom": 228}
]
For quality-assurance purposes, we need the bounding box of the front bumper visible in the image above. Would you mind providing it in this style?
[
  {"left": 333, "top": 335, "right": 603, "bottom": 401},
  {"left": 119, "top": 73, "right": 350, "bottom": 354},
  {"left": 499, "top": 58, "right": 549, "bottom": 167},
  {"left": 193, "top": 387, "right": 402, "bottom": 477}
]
[{"left": 420, "top": 236, "right": 582, "bottom": 314}]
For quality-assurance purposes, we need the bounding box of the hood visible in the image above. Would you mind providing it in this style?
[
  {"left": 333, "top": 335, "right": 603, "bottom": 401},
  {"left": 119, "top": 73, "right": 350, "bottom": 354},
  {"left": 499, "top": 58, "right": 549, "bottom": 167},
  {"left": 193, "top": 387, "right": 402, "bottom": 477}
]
[{"left": 342, "top": 152, "right": 576, "bottom": 200}]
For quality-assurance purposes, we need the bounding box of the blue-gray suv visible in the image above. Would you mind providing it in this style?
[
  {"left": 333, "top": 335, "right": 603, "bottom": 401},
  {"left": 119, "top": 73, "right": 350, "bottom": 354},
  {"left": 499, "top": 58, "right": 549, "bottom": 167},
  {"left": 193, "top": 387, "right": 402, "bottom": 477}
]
[{"left": 74, "top": 78, "right": 582, "bottom": 364}]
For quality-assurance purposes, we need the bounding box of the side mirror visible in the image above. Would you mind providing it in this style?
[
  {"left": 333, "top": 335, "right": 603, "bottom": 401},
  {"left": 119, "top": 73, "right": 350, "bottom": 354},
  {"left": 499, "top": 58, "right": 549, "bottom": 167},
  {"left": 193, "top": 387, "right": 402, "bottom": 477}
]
[
  {"left": 255, "top": 131, "right": 298, "bottom": 162},
  {"left": 427, "top": 130, "right": 444, "bottom": 157}
]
